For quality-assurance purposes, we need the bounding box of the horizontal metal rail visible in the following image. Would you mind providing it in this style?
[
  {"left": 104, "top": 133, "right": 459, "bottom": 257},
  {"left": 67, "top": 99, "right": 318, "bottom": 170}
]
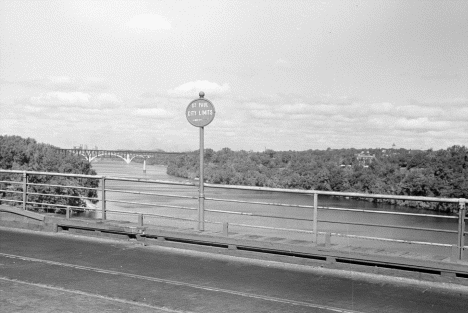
[
  {"left": 204, "top": 183, "right": 466, "bottom": 203},
  {"left": 320, "top": 206, "right": 458, "bottom": 219},
  {"left": 105, "top": 188, "right": 198, "bottom": 200},
  {"left": 105, "top": 199, "right": 197, "bottom": 211},
  {"left": 328, "top": 232, "right": 454, "bottom": 247},
  {"left": 26, "top": 191, "right": 98, "bottom": 202},
  {"left": 229, "top": 222, "right": 454, "bottom": 247},
  {"left": 1, "top": 168, "right": 464, "bottom": 203},
  {"left": 319, "top": 219, "right": 457, "bottom": 233},
  {"left": 104, "top": 176, "right": 195, "bottom": 187},
  {"left": 0, "top": 180, "right": 23, "bottom": 185},
  {"left": 205, "top": 197, "right": 458, "bottom": 219},
  {"left": 0, "top": 199, "right": 22, "bottom": 204},
  {"left": 205, "top": 208, "right": 314, "bottom": 221},
  {"left": 0, "top": 169, "right": 101, "bottom": 179},
  {"left": 0, "top": 189, "right": 23, "bottom": 194},
  {"left": 0, "top": 169, "right": 465, "bottom": 259},
  {"left": 206, "top": 197, "right": 316, "bottom": 209},
  {"left": 27, "top": 182, "right": 99, "bottom": 191},
  {"left": 106, "top": 209, "right": 197, "bottom": 222},
  {"left": 25, "top": 201, "right": 86, "bottom": 211}
]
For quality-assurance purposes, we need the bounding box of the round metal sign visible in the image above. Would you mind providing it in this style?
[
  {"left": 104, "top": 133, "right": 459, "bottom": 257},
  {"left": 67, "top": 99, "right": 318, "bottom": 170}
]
[{"left": 186, "top": 96, "right": 216, "bottom": 127}]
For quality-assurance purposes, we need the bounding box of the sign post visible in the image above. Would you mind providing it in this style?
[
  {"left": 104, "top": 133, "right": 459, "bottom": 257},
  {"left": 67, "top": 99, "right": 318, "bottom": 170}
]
[{"left": 186, "top": 91, "right": 215, "bottom": 231}]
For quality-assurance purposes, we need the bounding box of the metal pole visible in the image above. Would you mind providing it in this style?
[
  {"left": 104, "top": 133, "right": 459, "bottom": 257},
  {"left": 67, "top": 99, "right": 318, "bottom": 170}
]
[
  {"left": 313, "top": 193, "right": 318, "bottom": 244},
  {"left": 457, "top": 200, "right": 466, "bottom": 260},
  {"left": 22, "top": 172, "right": 27, "bottom": 210},
  {"left": 101, "top": 177, "right": 106, "bottom": 220},
  {"left": 143, "top": 159, "right": 147, "bottom": 174},
  {"left": 198, "top": 126, "right": 205, "bottom": 231}
]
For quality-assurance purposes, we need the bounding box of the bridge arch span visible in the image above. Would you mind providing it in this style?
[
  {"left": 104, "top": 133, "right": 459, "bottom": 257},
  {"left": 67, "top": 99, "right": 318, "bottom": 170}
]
[
  {"left": 88, "top": 153, "right": 152, "bottom": 164},
  {"left": 58, "top": 148, "right": 185, "bottom": 172},
  {"left": 88, "top": 153, "right": 130, "bottom": 163}
]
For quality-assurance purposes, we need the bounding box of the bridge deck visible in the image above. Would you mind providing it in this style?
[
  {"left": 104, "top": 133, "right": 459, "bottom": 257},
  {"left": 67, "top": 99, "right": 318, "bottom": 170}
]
[
  {"left": 1, "top": 204, "right": 467, "bottom": 286},
  {"left": 1, "top": 224, "right": 468, "bottom": 313}
]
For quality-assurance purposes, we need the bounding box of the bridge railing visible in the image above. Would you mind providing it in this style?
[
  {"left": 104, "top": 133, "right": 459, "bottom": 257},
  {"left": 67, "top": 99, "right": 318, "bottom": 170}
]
[{"left": 0, "top": 169, "right": 466, "bottom": 261}]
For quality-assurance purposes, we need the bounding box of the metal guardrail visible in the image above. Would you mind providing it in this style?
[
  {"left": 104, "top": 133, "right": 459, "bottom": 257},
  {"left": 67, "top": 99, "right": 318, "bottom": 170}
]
[{"left": 0, "top": 169, "right": 466, "bottom": 260}]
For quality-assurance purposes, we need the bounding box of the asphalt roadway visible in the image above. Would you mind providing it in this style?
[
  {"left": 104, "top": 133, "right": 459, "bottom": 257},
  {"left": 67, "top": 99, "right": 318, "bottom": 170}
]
[{"left": 1, "top": 228, "right": 468, "bottom": 313}]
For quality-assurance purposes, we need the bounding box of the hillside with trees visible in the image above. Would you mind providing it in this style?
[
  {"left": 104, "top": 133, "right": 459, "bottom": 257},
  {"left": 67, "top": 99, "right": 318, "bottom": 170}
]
[
  {"left": 167, "top": 146, "right": 468, "bottom": 211},
  {"left": 0, "top": 135, "right": 98, "bottom": 211}
]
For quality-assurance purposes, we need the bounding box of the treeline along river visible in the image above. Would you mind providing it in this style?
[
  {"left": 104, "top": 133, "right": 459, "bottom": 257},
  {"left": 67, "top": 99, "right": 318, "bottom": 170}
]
[
  {"left": 165, "top": 146, "right": 468, "bottom": 212},
  {"left": 92, "top": 160, "right": 460, "bottom": 258}
]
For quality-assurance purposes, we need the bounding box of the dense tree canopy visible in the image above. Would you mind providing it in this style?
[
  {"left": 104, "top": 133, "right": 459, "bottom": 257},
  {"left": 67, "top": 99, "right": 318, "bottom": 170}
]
[
  {"left": 0, "top": 135, "right": 98, "bottom": 211},
  {"left": 167, "top": 146, "right": 468, "bottom": 211}
]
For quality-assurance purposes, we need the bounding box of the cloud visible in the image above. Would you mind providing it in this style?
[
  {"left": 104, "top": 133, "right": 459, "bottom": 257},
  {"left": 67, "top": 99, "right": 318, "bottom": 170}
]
[
  {"left": 420, "top": 73, "right": 459, "bottom": 81},
  {"left": 132, "top": 108, "right": 176, "bottom": 119},
  {"left": 47, "top": 76, "right": 78, "bottom": 90},
  {"left": 96, "top": 93, "right": 121, "bottom": 106},
  {"left": 250, "top": 110, "right": 284, "bottom": 120},
  {"left": 26, "top": 91, "right": 121, "bottom": 110},
  {"left": 274, "top": 58, "right": 291, "bottom": 69},
  {"left": 167, "top": 80, "right": 231, "bottom": 97},
  {"left": 23, "top": 105, "right": 42, "bottom": 113},
  {"left": 276, "top": 103, "right": 310, "bottom": 114},
  {"left": 125, "top": 14, "right": 171, "bottom": 31},
  {"left": 1, "top": 76, "right": 109, "bottom": 92},
  {"left": 31, "top": 91, "right": 91, "bottom": 107},
  {"left": 237, "top": 93, "right": 468, "bottom": 148},
  {"left": 394, "top": 117, "right": 451, "bottom": 131},
  {"left": 82, "top": 77, "right": 109, "bottom": 92},
  {"left": 411, "top": 98, "right": 468, "bottom": 107},
  {"left": 394, "top": 105, "right": 442, "bottom": 118}
]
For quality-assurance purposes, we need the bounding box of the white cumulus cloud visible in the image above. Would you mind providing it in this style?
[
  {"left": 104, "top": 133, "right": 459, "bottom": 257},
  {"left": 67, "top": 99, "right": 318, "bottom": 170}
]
[
  {"left": 274, "top": 58, "right": 291, "bottom": 69},
  {"left": 394, "top": 117, "right": 451, "bottom": 131},
  {"left": 30, "top": 91, "right": 90, "bottom": 106},
  {"left": 132, "top": 108, "right": 175, "bottom": 119},
  {"left": 168, "top": 80, "right": 230, "bottom": 97},
  {"left": 126, "top": 14, "right": 171, "bottom": 31},
  {"left": 96, "top": 93, "right": 121, "bottom": 106},
  {"left": 47, "top": 76, "right": 76, "bottom": 90}
]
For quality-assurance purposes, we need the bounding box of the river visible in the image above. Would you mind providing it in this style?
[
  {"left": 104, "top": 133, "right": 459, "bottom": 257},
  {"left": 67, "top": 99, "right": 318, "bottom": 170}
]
[{"left": 90, "top": 159, "right": 461, "bottom": 258}]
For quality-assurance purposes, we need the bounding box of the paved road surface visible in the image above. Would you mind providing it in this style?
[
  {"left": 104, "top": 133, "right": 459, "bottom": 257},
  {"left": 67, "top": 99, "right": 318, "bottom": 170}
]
[{"left": 0, "top": 228, "right": 467, "bottom": 312}]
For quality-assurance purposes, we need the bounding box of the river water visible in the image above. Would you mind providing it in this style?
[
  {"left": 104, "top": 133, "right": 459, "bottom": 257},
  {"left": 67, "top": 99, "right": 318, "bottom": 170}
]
[{"left": 90, "top": 160, "right": 462, "bottom": 258}]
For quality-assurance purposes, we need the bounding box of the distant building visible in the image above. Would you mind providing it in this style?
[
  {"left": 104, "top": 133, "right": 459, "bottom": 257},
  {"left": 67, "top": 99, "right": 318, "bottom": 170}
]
[{"left": 356, "top": 151, "right": 375, "bottom": 166}]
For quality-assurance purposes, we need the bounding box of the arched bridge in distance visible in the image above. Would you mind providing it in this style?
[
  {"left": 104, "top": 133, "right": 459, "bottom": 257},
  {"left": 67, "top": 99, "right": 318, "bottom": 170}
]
[{"left": 57, "top": 148, "right": 187, "bottom": 172}]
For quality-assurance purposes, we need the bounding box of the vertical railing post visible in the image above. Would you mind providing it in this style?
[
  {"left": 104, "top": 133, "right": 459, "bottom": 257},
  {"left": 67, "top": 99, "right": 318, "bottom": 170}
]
[
  {"left": 198, "top": 127, "right": 205, "bottom": 231},
  {"left": 22, "top": 171, "right": 28, "bottom": 210},
  {"left": 313, "top": 193, "right": 318, "bottom": 244},
  {"left": 457, "top": 199, "right": 466, "bottom": 261},
  {"left": 101, "top": 176, "right": 106, "bottom": 220}
]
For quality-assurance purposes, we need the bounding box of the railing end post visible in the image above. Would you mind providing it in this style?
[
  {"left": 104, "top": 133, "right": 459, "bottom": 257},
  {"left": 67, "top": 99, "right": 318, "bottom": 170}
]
[
  {"left": 101, "top": 176, "right": 106, "bottom": 221},
  {"left": 457, "top": 199, "right": 466, "bottom": 261},
  {"left": 325, "top": 232, "right": 331, "bottom": 248},
  {"left": 313, "top": 193, "right": 318, "bottom": 244},
  {"left": 22, "top": 171, "right": 28, "bottom": 211},
  {"left": 451, "top": 244, "right": 459, "bottom": 263}
]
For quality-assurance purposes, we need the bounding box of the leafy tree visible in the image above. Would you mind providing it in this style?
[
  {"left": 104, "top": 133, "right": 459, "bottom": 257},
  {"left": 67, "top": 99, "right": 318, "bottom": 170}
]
[
  {"left": 166, "top": 145, "right": 467, "bottom": 211},
  {"left": 0, "top": 135, "right": 98, "bottom": 212}
]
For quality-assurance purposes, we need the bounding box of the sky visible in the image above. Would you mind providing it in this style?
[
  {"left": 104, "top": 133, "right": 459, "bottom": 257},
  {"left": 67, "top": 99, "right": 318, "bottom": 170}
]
[{"left": 1, "top": 0, "right": 467, "bottom": 152}]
